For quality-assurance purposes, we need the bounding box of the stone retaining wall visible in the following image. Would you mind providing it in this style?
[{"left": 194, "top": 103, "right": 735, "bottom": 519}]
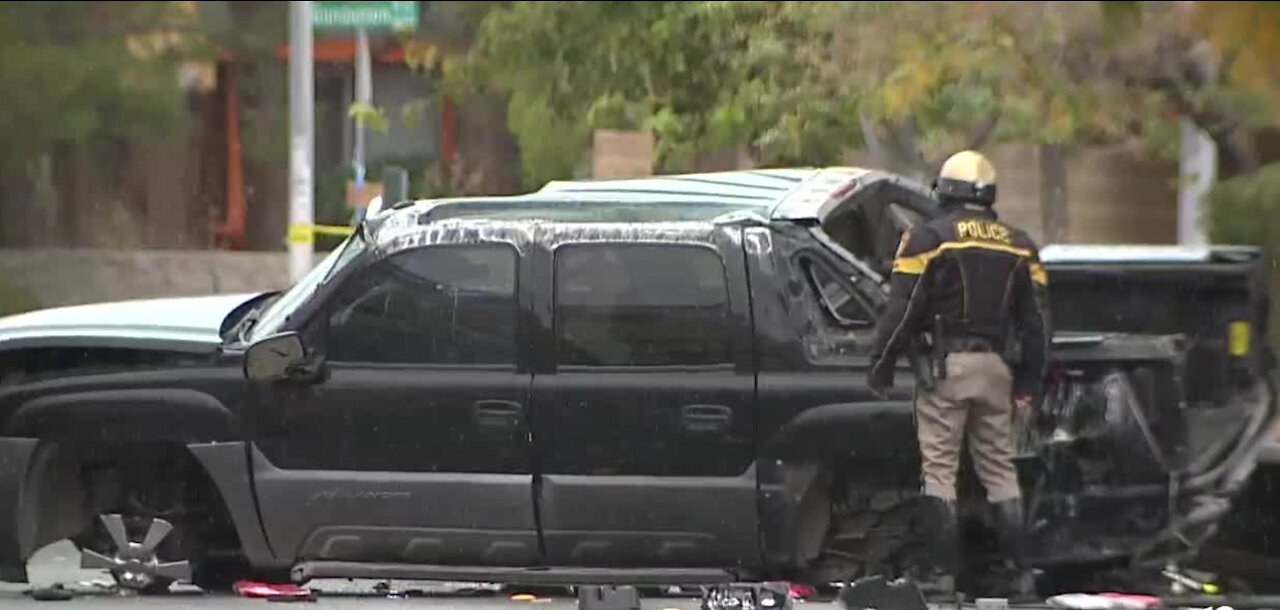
[{"left": 0, "top": 248, "right": 291, "bottom": 308}]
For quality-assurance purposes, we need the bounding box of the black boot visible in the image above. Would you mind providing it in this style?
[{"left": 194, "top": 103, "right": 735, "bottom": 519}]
[
  {"left": 993, "top": 498, "right": 1037, "bottom": 602},
  {"left": 910, "top": 496, "right": 959, "bottom": 600}
]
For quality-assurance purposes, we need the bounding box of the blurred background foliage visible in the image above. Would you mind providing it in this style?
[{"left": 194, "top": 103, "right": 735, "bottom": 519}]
[
  {"left": 445, "top": 2, "right": 1278, "bottom": 184},
  {"left": 438, "top": 0, "right": 1280, "bottom": 256},
  {"left": 0, "top": 0, "right": 1274, "bottom": 278},
  {"left": 0, "top": 277, "right": 40, "bottom": 318},
  {"left": 0, "top": 1, "right": 216, "bottom": 167},
  {"left": 1206, "top": 162, "right": 1280, "bottom": 249},
  {"left": 0, "top": 0, "right": 1271, "bottom": 249}
]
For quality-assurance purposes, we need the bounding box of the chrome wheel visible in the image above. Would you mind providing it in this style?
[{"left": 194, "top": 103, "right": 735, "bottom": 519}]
[{"left": 79, "top": 514, "right": 191, "bottom": 591}]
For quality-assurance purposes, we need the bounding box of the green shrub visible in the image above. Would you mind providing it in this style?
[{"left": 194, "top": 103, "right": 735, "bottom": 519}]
[
  {"left": 1204, "top": 163, "right": 1280, "bottom": 247},
  {"left": 0, "top": 278, "right": 40, "bottom": 318},
  {"left": 1204, "top": 163, "right": 1280, "bottom": 352}
]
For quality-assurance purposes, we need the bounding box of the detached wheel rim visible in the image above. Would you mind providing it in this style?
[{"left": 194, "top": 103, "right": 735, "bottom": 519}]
[{"left": 79, "top": 514, "right": 192, "bottom": 590}]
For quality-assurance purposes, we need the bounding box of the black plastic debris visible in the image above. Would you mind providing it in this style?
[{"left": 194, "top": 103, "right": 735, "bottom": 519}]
[
  {"left": 1161, "top": 595, "right": 1280, "bottom": 609},
  {"left": 837, "top": 576, "right": 927, "bottom": 610},
  {"left": 701, "top": 582, "right": 792, "bottom": 610},
  {"left": 267, "top": 592, "right": 318, "bottom": 603},
  {"left": 308, "top": 581, "right": 503, "bottom": 599},
  {"left": 27, "top": 584, "right": 74, "bottom": 602},
  {"left": 23, "top": 580, "right": 156, "bottom": 601},
  {"left": 578, "top": 585, "right": 642, "bottom": 610}
]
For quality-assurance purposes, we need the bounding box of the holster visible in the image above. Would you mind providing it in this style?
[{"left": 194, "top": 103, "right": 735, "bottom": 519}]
[
  {"left": 1002, "top": 327, "right": 1024, "bottom": 369},
  {"left": 931, "top": 315, "right": 948, "bottom": 382},
  {"left": 908, "top": 337, "right": 936, "bottom": 392},
  {"left": 907, "top": 317, "right": 953, "bottom": 393}
]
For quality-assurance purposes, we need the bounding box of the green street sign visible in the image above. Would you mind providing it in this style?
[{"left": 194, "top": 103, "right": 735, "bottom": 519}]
[{"left": 314, "top": 1, "right": 420, "bottom": 30}]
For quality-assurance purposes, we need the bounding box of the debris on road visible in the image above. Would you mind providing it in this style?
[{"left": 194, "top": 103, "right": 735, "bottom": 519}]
[
  {"left": 702, "top": 582, "right": 793, "bottom": 610},
  {"left": 578, "top": 585, "right": 641, "bottom": 610},
  {"left": 303, "top": 580, "right": 507, "bottom": 599},
  {"left": 835, "top": 576, "right": 926, "bottom": 610},
  {"left": 1047, "top": 592, "right": 1161, "bottom": 610},
  {"left": 26, "top": 584, "right": 74, "bottom": 602},
  {"left": 77, "top": 579, "right": 116, "bottom": 590},
  {"left": 22, "top": 577, "right": 209, "bottom": 602},
  {"left": 1163, "top": 566, "right": 1222, "bottom": 595},
  {"left": 24, "top": 580, "right": 137, "bottom": 601},
  {"left": 975, "top": 597, "right": 1009, "bottom": 610},
  {"left": 234, "top": 579, "right": 315, "bottom": 601},
  {"left": 267, "top": 593, "right": 319, "bottom": 604},
  {"left": 1159, "top": 596, "right": 1280, "bottom": 610},
  {"left": 787, "top": 583, "right": 817, "bottom": 601}
]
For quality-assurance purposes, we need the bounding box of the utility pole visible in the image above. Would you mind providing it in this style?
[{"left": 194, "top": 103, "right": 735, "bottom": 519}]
[
  {"left": 1178, "top": 118, "right": 1216, "bottom": 246},
  {"left": 288, "top": 0, "right": 315, "bottom": 282},
  {"left": 354, "top": 28, "right": 372, "bottom": 198}
]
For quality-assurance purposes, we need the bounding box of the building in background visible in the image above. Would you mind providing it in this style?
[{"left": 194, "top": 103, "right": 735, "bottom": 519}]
[{"left": 0, "top": 0, "right": 519, "bottom": 253}]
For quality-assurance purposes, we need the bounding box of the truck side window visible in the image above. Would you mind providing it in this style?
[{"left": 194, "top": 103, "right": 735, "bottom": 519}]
[
  {"left": 324, "top": 244, "right": 518, "bottom": 365},
  {"left": 801, "top": 256, "right": 877, "bottom": 328},
  {"left": 555, "top": 243, "right": 731, "bottom": 366}
]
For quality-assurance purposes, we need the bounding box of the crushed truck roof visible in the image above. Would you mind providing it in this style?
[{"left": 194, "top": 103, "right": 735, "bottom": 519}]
[
  {"left": 369, "top": 167, "right": 934, "bottom": 227},
  {"left": 367, "top": 169, "right": 1262, "bottom": 264}
]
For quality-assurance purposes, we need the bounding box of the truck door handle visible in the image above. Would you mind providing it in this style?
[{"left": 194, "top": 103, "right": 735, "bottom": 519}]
[
  {"left": 682, "top": 404, "right": 733, "bottom": 432},
  {"left": 473, "top": 400, "right": 523, "bottom": 427}
]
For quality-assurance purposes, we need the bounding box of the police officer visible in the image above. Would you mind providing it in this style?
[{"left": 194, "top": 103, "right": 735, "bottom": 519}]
[{"left": 866, "top": 150, "right": 1051, "bottom": 599}]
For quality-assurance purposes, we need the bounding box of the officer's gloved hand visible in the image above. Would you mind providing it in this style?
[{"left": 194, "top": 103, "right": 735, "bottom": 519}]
[
  {"left": 1013, "top": 376, "right": 1044, "bottom": 410},
  {"left": 867, "top": 364, "right": 894, "bottom": 399},
  {"left": 1015, "top": 391, "right": 1054, "bottom": 431}
]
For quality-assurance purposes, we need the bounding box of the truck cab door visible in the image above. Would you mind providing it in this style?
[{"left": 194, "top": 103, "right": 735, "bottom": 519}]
[
  {"left": 527, "top": 226, "right": 759, "bottom": 569},
  {"left": 246, "top": 238, "right": 541, "bottom": 570}
]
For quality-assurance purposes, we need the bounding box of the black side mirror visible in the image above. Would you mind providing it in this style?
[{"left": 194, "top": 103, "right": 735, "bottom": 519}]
[{"left": 244, "top": 332, "right": 308, "bottom": 382}]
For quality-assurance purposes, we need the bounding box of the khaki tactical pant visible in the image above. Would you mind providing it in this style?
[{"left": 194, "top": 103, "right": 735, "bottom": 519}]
[{"left": 914, "top": 352, "right": 1022, "bottom": 503}]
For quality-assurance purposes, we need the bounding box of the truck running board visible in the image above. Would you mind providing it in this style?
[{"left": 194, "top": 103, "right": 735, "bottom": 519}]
[{"left": 291, "top": 562, "right": 738, "bottom": 586}]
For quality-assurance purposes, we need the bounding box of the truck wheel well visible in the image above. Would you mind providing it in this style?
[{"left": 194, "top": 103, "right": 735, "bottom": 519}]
[
  {"left": 795, "top": 458, "right": 928, "bottom": 585},
  {"left": 23, "top": 441, "right": 245, "bottom": 568}
]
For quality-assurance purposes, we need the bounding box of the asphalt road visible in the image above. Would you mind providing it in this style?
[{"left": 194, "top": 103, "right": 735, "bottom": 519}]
[{"left": 0, "top": 541, "right": 760, "bottom": 610}]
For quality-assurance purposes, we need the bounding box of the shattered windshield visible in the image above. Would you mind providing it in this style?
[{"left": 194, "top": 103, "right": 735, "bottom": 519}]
[{"left": 248, "top": 230, "right": 368, "bottom": 343}]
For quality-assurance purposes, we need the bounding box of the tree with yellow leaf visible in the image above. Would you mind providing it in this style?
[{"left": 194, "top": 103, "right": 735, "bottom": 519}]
[
  {"left": 826, "top": 0, "right": 1280, "bottom": 239},
  {"left": 427, "top": 0, "right": 1277, "bottom": 218},
  {"left": 1196, "top": 2, "right": 1280, "bottom": 106}
]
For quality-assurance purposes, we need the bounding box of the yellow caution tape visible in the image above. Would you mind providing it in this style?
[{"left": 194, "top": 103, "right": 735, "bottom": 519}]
[
  {"left": 1229, "top": 320, "right": 1251, "bottom": 357},
  {"left": 287, "top": 223, "right": 356, "bottom": 245}
]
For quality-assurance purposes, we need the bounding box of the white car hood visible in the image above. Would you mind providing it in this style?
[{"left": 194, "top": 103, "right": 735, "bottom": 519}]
[{"left": 0, "top": 293, "right": 261, "bottom": 351}]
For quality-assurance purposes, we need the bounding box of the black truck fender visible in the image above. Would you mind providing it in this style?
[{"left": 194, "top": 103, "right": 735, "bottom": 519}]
[
  {"left": 187, "top": 442, "right": 286, "bottom": 570},
  {"left": 0, "top": 437, "right": 37, "bottom": 582},
  {"left": 4, "top": 388, "right": 238, "bottom": 442},
  {"left": 1, "top": 439, "right": 284, "bottom": 582},
  {"left": 756, "top": 401, "right": 921, "bottom": 572},
  {"left": 0, "top": 390, "right": 251, "bottom": 580},
  {"left": 760, "top": 400, "right": 918, "bottom": 463}
]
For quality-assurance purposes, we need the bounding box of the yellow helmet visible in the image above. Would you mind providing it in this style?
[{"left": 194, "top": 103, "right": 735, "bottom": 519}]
[{"left": 934, "top": 150, "right": 997, "bottom": 206}]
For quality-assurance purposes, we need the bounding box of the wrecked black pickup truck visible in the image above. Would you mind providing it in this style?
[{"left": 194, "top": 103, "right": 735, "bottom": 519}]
[{"left": 0, "top": 167, "right": 1274, "bottom": 597}]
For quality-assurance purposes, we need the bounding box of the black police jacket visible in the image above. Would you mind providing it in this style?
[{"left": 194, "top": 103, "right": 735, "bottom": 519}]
[{"left": 868, "top": 203, "right": 1052, "bottom": 399}]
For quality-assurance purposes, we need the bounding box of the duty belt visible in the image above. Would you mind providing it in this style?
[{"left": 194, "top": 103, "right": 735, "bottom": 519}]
[{"left": 942, "top": 336, "right": 999, "bottom": 353}]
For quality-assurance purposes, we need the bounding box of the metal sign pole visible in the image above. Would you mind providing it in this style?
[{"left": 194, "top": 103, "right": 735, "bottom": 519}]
[
  {"left": 288, "top": 0, "right": 316, "bottom": 282},
  {"left": 354, "top": 27, "right": 372, "bottom": 196}
]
